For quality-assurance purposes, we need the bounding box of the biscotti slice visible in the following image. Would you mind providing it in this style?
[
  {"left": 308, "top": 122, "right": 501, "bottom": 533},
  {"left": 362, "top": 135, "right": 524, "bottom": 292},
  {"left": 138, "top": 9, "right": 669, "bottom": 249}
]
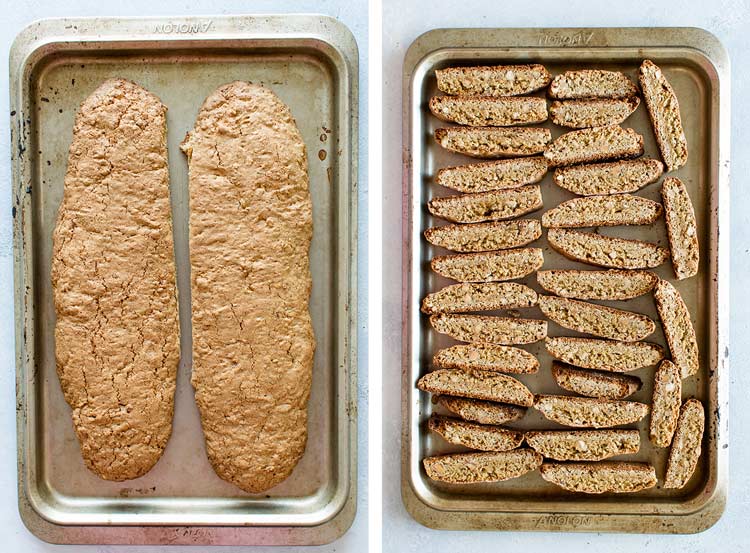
[
  {"left": 435, "top": 127, "right": 551, "bottom": 158},
  {"left": 544, "top": 126, "right": 644, "bottom": 167},
  {"left": 433, "top": 343, "right": 539, "bottom": 374},
  {"left": 428, "top": 186, "right": 543, "bottom": 224},
  {"left": 653, "top": 279, "right": 699, "bottom": 378},
  {"left": 430, "top": 96, "right": 548, "bottom": 126},
  {"left": 417, "top": 369, "right": 534, "bottom": 406},
  {"left": 430, "top": 313, "right": 547, "bottom": 345},
  {"left": 422, "top": 282, "right": 538, "bottom": 314},
  {"left": 549, "top": 70, "right": 639, "bottom": 99},
  {"left": 424, "top": 449, "right": 543, "bottom": 484},
  {"left": 649, "top": 360, "right": 682, "bottom": 447},
  {"left": 436, "top": 64, "right": 551, "bottom": 97},
  {"left": 553, "top": 158, "right": 664, "bottom": 196},
  {"left": 534, "top": 395, "right": 649, "bottom": 428},
  {"left": 665, "top": 399, "right": 705, "bottom": 488},
  {"left": 428, "top": 415, "right": 524, "bottom": 451},
  {"left": 662, "top": 177, "right": 699, "bottom": 279},
  {"left": 538, "top": 295, "right": 655, "bottom": 342},
  {"left": 431, "top": 248, "right": 544, "bottom": 282},
  {"left": 545, "top": 336, "right": 665, "bottom": 372},
  {"left": 424, "top": 220, "right": 541, "bottom": 252},
  {"left": 541, "top": 462, "right": 657, "bottom": 493},
  {"left": 542, "top": 194, "right": 662, "bottom": 229},
  {"left": 437, "top": 157, "right": 548, "bottom": 194},
  {"left": 437, "top": 396, "right": 527, "bottom": 425},
  {"left": 526, "top": 429, "right": 640, "bottom": 461},
  {"left": 552, "top": 363, "right": 642, "bottom": 399},
  {"left": 639, "top": 60, "right": 688, "bottom": 172},
  {"left": 550, "top": 97, "right": 640, "bottom": 129},
  {"left": 537, "top": 269, "right": 658, "bottom": 300},
  {"left": 547, "top": 229, "right": 670, "bottom": 269}
]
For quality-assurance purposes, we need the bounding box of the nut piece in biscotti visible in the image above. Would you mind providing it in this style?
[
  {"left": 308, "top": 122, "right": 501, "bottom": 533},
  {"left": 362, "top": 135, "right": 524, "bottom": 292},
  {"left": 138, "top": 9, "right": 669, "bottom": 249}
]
[
  {"left": 653, "top": 279, "right": 699, "bottom": 378},
  {"left": 51, "top": 78, "right": 179, "bottom": 482},
  {"left": 429, "top": 95, "right": 548, "bottom": 127},
  {"left": 545, "top": 336, "right": 664, "bottom": 372},
  {"left": 181, "top": 82, "right": 314, "bottom": 493},
  {"left": 428, "top": 186, "right": 543, "bottom": 224},
  {"left": 437, "top": 157, "right": 548, "bottom": 194},
  {"left": 665, "top": 399, "right": 705, "bottom": 489},
  {"left": 549, "top": 70, "right": 639, "bottom": 99},
  {"left": 424, "top": 220, "right": 541, "bottom": 253},
  {"left": 424, "top": 449, "right": 543, "bottom": 484},
  {"left": 550, "top": 97, "right": 640, "bottom": 129},
  {"left": 417, "top": 369, "right": 534, "bottom": 406},
  {"left": 428, "top": 415, "right": 524, "bottom": 452},
  {"left": 421, "top": 282, "right": 538, "bottom": 314},
  {"left": 526, "top": 429, "right": 640, "bottom": 461},
  {"left": 433, "top": 343, "right": 539, "bottom": 374},
  {"left": 543, "top": 126, "right": 644, "bottom": 167},
  {"left": 430, "top": 313, "right": 548, "bottom": 345},
  {"left": 431, "top": 248, "right": 544, "bottom": 283},
  {"left": 542, "top": 194, "right": 663, "bottom": 228},
  {"left": 537, "top": 269, "right": 658, "bottom": 300},
  {"left": 639, "top": 60, "right": 688, "bottom": 172},
  {"left": 435, "top": 127, "right": 551, "bottom": 158},
  {"left": 437, "top": 396, "right": 527, "bottom": 425},
  {"left": 551, "top": 362, "right": 642, "bottom": 399},
  {"left": 547, "top": 229, "right": 670, "bottom": 269},
  {"left": 534, "top": 395, "right": 649, "bottom": 428},
  {"left": 541, "top": 462, "right": 657, "bottom": 494},
  {"left": 662, "top": 177, "right": 699, "bottom": 279},
  {"left": 649, "top": 360, "right": 682, "bottom": 447},
  {"left": 436, "top": 64, "right": 552, "bottom": 97},
  {"left": 553, "top": 158, "right": 664, "bottom": 196}
]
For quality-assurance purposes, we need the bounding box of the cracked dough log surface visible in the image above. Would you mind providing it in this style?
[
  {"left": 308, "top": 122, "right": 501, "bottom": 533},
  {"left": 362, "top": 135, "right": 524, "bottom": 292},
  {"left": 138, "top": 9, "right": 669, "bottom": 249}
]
[
  {"left": 51, "top": 78, "right": 179, "bottom": 481},
  {"left": 181, "top": 81, "right": 314, "bottom": 493}
]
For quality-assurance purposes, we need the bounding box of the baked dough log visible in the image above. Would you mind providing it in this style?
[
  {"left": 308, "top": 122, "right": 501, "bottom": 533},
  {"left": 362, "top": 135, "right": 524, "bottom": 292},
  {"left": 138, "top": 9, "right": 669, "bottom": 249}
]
[
  {"left": 51, "top": 78, "right": 179, "bottom": 481},
  {"left": 181, "top": 82, "right": 314, "bottom": 493}
]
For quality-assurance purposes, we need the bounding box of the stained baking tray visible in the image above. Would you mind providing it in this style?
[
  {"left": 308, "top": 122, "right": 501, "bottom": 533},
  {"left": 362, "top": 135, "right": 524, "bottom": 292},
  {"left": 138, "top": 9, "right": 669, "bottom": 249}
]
[
  {"left": 402, "top": 27, "right": 729, "bottom": 533},
  {"left": 11, "top": 15, "right": 358, "bottom": 545}
]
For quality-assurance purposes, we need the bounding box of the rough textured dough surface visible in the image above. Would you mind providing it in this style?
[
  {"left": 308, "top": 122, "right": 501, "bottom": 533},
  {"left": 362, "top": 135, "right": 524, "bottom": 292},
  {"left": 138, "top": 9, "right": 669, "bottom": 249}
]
[
  {"left": 541, "top": 462, "right": 657, "bottom": 493},
  {"left": 181, "top": 81, "right": 314, "bottom": 493},
  {"left": 51, "top": 78, "right": 179, "bottom": 481}
]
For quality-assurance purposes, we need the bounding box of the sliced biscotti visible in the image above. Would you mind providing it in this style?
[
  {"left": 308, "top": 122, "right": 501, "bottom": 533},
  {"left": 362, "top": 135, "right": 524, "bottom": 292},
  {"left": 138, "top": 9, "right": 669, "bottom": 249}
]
[
  {"left": 537, "top": 269, "right": 658, "bottom": 300},
  {"left": 437, "top": 396, "right": 527, "bottom": 425},
  {"left": 430, "top": 313, "right": 547, "bottom": 345},
  {"left": 552, "top": 363, "right": 642, "bottom": 399},
  {"left": 649, "top": 360, "right": 682, "bottom": 447},
  {"left": 553, "top": 158, "right": 664, "bottom": 196},
  {"left": 417, "top": 369, "right": 534, "bottom": 406},
  {"left": 662, "top": 177, "right": 699, "bottom": 279},
  {"left": 431, "top": 248, "right": 544, "bottom": 282},
  {"left": 547, "top": 229, "right": 670, "bottom": 269},
  {"left": 653, "top": 279, "right": 699, "bottom": 378},
  {"left": 428, "top": 186, "right": 543, "bottom": 223},
  {"left": 424, "top": 220, "right": 541, "bottom": 252},
  {"left": 433, "top": 343, "right": 539, "bottom": 374},
  {"left": 549, "top": 70, "right": 639, "bottom": 99},
  {"left": 429, "top": 96, "right": 548, "bottom": 126},
  {"left": 428, "top": 415, "right": 524, "bottom": 452},
  {"left": 550, "top": 97, "right": 640, "bottom": 129},
  {"left": 639, "top": 60, "right": 688, "bottom": 172},
  {"left": 435, "top": 127, "right": 551, "bottom": 158},
  {"left": 665, "top": 399, "right": 705, "bottom": 488},
  {"left": 538, "top": 295, "right": 655, "bottom": 342},
  {"left": 421, "top": 282, "right": 538, "bottom": 314},
  {"left": 534, "top": 395, "right": 649, "bottom": 428},
  {"left": 436, "top": 157, "right": 548, "bottom": 194},
  {"left": 542, "top": 194, "right": 662, "bottom": 228},
  {"left": 424, "top": 449, "right": 543, "bottom": 484},
  {"left": 545, "top": 336, "right": 665, "bottom": 372},
  {"left": 526, "top": 429, "right": 640, "bottom": 461},
  {"left": 544, "top": 126, "right": 644, "bottom": 167},
  {"left": 541, "top": 462, "right": 657, "bottom": 493},
  {"left": 436, "top": 64, "right": 552, "bottom": 97}
]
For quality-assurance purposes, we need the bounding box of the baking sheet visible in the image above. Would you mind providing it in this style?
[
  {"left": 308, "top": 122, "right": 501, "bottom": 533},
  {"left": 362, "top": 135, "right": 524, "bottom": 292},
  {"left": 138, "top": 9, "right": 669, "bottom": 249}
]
[
  {"left": 402, "top": 27, "right": 729, "bottom": 533},
  {"left": 11, "top": 15, "right": 358, "bottom": 545}
]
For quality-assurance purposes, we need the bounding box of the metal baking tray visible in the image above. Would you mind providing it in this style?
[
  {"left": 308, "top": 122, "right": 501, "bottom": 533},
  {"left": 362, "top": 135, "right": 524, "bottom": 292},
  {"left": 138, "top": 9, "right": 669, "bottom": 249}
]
[
  {"left": 11, "top": 15, "right": 358, "bottom": 545},
  {"left": 402, "top": 27, "right": 729, "bottom": 533}
]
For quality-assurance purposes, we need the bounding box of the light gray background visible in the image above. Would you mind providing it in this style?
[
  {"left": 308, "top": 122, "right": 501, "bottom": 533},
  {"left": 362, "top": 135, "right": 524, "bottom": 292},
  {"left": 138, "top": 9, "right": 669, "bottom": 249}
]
[
  {"left": 382, "top": 0, "right": 748, "bottom": 551},
  {"left": 0, "top": 1, "right": 367, "bottom": 552}
]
